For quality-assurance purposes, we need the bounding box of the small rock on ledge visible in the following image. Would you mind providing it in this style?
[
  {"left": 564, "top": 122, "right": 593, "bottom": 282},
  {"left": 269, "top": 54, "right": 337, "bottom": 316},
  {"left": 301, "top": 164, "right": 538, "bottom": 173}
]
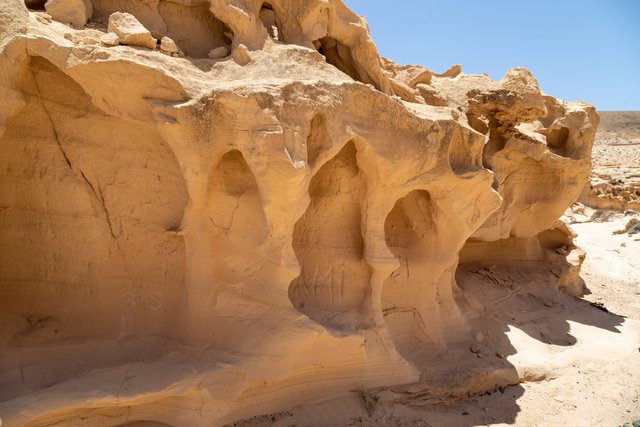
[
  {"left": 44, "top": 0, "right": 92, "bottom": 28},
  {"left": 107, "top": 12, "right": 156, "bottom": 50}
]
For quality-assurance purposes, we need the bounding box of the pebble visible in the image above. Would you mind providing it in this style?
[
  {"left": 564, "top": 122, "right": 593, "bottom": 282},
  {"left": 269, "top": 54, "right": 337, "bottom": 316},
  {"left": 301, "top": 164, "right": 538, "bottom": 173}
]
[
  {"left": 100, "top": 32, "right": 119, "bottom": 46},
  {"left": 208, "top": 46, "right": 230, "bottom": 59},
  {"left": 232, "top": 44, "right": 251, "bottom": 66},
  {"left": 160, "top": 36, "right": 181, "bottom": 55}
]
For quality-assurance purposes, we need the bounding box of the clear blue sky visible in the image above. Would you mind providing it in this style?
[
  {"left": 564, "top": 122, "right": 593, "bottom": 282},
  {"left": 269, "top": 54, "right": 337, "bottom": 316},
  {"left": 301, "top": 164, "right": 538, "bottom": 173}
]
[{"left": 344, "top": 1, "right": 640, "bottom": 111}]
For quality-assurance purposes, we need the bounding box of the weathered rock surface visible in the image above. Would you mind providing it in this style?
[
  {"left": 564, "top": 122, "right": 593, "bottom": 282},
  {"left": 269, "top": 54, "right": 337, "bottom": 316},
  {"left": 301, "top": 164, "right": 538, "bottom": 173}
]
[
  {"left": 107, "top": 11, "right": 156, "bottom": 49},
  {"left": 159, "top": 35, "right": 180, "bottom": 55},
  {"left": 208, "top": 45, "right": 229, "bottom": 59},
  {"left": 0, "top": 0, "right": 600, "bottom": 426},
  {"left": 44, "top": 0, "right": 92, "bottom": 27},
  {"left": 100, "top": 30, "right": 119, "bottom": 46}
]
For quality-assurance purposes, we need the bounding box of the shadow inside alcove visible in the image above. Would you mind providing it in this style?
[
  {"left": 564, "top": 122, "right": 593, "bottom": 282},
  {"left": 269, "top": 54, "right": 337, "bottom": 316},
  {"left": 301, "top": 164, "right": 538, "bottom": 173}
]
[{"left": 288, "top": 140, "right": 374, "bottom": 330}]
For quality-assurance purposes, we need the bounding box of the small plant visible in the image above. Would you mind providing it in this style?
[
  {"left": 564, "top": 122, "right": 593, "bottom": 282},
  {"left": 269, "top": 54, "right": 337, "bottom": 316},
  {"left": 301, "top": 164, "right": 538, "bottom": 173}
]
[
  {"left": 357, "top": 389, "right": 380, "bottom": 416},
  {"left": 590, "top": 301, "right": 609, "bottom": 313}
]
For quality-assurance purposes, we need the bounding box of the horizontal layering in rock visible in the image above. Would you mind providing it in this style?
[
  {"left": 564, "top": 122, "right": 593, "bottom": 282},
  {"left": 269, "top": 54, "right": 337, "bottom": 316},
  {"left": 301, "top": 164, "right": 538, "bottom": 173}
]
[{"left": 0, "top": 0, "right": 599, "bottom": 426}]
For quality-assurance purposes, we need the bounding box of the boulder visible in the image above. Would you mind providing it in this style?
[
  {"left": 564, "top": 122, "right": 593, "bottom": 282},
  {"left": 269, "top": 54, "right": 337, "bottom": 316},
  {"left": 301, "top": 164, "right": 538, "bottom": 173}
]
[
  {"left": 44, "top": 0, "right": 92, "bottom": 28},
  {"left": 107, "top": 11, "right": 156, "bottom": 50},
  {"left": 159, "top": 36, "right": 181, "bottom": 55}
]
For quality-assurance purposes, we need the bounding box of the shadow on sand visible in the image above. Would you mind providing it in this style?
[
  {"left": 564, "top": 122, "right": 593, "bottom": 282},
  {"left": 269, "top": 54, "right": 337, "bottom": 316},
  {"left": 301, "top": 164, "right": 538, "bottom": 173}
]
[{"left": 364, "top": 263, "right": 624, "bottom": 427}]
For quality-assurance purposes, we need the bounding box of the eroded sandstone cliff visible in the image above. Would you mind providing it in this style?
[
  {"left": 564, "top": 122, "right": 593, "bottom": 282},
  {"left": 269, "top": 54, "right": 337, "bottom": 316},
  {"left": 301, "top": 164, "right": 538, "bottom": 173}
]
[{"left": 0, "top": 0, "right": 599, "bottom": 425}]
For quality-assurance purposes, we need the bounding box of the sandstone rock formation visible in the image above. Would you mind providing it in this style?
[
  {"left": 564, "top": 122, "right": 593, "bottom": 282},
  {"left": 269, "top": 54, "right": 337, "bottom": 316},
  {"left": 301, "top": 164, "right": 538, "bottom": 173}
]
[{"left": 0, "top": 0, "right": 599, "bottom": 426}]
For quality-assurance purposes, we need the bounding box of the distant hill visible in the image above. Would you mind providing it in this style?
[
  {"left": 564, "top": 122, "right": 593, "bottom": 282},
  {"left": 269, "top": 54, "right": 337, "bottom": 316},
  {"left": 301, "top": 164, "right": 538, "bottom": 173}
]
[{"left": 596, "top": 111, "right": 640, "bottom": 140}]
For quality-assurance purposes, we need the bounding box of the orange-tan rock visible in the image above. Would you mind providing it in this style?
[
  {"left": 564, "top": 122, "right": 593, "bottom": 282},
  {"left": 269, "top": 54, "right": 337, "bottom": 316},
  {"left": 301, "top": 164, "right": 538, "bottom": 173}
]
[
  {"left": 44, "top": 0, "right": 92, "bottom": 27},
  {"left": 0, "top": 0, "right": 600, "bottom": 426}
]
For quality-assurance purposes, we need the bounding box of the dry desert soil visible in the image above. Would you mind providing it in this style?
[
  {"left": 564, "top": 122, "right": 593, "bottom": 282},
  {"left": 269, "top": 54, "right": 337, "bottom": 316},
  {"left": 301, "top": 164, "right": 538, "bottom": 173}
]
[{"left": 586, "top": 112, "right": 640, "bottom": 210}]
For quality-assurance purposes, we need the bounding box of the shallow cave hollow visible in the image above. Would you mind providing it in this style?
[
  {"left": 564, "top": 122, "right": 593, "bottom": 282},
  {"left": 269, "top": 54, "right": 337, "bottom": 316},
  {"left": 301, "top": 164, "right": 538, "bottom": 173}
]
[
  {"left": 259, "top": 2, "right": 282, "bottom": 41},
  {"left": 288, "top": 140, "right": 373, "bottom": 330}
]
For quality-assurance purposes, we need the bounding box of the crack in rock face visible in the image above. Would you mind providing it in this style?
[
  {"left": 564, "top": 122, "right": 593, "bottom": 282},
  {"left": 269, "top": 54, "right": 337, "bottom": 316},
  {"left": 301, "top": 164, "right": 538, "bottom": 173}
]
[{"left": 0, "top": 0, "right": 601, "bottom": 426}]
